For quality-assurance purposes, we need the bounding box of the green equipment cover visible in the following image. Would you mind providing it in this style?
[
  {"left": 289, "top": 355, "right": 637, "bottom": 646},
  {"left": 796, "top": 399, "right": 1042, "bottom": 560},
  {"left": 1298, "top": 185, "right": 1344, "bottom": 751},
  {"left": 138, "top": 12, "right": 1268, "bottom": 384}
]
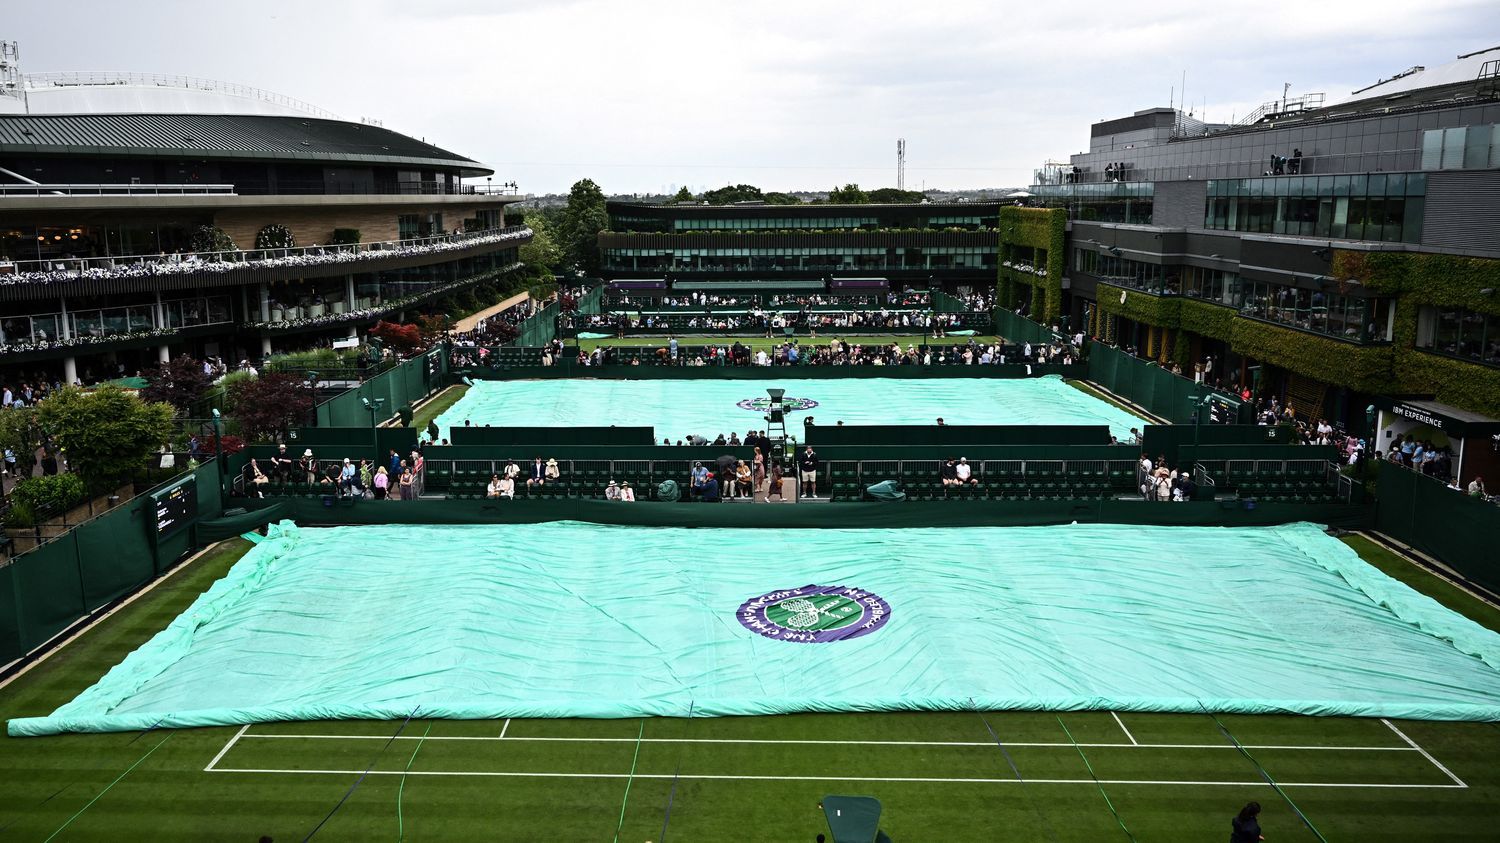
[
  {"left": 12, "top": 521, "right": 1500, "bottom": 736},
  {"left": 864, "top": 480, "right": 905, "bottom": 501}
]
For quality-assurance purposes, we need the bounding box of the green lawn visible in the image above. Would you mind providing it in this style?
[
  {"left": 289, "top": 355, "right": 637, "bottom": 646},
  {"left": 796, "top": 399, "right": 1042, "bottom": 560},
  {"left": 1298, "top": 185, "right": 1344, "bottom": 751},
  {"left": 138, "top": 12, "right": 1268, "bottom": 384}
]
[
  {"left": 410, "top": 385, "right": 468, "bottom": 435},
  {"left": 575, "top": 333, "right": 1001, "bottom": 354},
  {"left": 3, "top": 534, "right": 1499, "bottom": 840}
]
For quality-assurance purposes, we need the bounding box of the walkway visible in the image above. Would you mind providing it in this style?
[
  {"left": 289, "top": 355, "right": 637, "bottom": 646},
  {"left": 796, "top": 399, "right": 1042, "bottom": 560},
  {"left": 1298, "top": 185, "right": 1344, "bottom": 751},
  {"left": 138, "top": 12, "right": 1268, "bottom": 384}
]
[{"left": 453, "top": 291, "right": 536, "bottom": 333}]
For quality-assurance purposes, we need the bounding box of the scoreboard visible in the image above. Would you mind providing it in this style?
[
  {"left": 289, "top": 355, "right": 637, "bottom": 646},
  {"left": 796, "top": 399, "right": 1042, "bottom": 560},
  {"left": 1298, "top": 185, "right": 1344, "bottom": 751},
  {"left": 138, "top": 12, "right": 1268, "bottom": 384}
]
[{"left": 153, "top": 478, "right": 199, "bottom": 539}]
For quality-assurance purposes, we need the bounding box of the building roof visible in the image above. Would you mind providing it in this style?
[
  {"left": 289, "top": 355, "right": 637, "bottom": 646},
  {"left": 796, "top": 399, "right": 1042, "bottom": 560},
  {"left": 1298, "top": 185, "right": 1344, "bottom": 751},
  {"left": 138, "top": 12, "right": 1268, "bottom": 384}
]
[
  {"left": 1341, "top": 46, "right": 1500, "bottom": 105},
  {"left": 0, "top": 113, "right": 490, "bottom": 175}
]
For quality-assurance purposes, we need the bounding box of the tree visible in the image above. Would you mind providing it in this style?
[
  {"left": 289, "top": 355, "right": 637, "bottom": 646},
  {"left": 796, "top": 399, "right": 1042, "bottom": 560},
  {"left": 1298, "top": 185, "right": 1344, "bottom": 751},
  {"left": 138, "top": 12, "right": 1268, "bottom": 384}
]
[
  {"left": 518, "top": 210, "right": 563, "bottom": 281},
  {"left": 36, "top": 386, "right": 174, "bottom": 491},
  {"left": 228, "top": 373, "right": 315, "bottom": 442},
  {"left": 672, "top": 186, "right": 695, "bottom": 203},
  {"left": 701, "top": 184, "right": 764, "bottom": 205},
  {"left": 867, "top": 187, "right": 926, "bottom": 204},
  {"left": 827, "top": 184, "right": 870, "bottom": 204},
  {"left": 368, "top": 320, "right": 424, "bottom": 354},
  {"left": 763, "top": 192, "right": 802, "bottom": 205},
  {"left": 557, "top": 178, "right": 610, "bottom": 275},
  {"left": 0, "top": 405, "right": 44, "bottom": 477},
  {"left": 140, "top": 355, "right": 215, "bottom": 414}
]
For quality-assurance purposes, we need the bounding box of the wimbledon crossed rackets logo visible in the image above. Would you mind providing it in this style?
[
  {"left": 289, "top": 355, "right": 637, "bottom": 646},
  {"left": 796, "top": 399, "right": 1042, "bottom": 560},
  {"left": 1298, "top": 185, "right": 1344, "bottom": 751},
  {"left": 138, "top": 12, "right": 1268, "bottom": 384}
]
[
  {"left": 736, "top": 585, "right": 891, "bottom": 643},
  {"left": 735, "top": 397, "right": 819, "bottom": 413}
]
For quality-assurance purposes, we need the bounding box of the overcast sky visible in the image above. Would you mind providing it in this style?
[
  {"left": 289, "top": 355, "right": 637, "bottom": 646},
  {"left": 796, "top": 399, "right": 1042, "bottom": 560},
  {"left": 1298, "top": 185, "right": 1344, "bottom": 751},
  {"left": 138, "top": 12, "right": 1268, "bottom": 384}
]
[{"left": 7, "top": 0, "right": 1492, "bottom": 195}]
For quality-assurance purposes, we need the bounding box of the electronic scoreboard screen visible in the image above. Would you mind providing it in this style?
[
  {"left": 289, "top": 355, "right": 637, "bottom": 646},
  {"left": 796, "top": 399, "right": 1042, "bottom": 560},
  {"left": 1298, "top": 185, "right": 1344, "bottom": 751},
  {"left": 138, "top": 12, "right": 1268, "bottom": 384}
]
[{"left": 153, "top": 478, "right": 199, "bottom": 539}]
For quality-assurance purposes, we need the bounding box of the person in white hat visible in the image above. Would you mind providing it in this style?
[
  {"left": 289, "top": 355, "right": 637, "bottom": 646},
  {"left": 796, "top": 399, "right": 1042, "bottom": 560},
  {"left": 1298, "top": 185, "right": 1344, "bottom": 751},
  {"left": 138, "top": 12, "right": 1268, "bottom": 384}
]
[
  {"left": 619, "top": 481, "right": 636, "bottom": 502},
  {"left": 299, "top": 448, "right": 317, "bottom": 485},
  {"left": 605, "top": 479, "right": 621, "bottom": 501}
]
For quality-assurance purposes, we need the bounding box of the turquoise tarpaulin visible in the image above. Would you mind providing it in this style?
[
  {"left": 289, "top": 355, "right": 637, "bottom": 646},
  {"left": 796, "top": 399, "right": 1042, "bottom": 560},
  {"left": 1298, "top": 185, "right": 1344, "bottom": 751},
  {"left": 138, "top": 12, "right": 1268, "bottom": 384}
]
[
  {"left": 432, "top": 375, "right": 1144, "bottom": 441},
  {"left": 12, "top": 520, "right": 1500, "bottom": 736}
]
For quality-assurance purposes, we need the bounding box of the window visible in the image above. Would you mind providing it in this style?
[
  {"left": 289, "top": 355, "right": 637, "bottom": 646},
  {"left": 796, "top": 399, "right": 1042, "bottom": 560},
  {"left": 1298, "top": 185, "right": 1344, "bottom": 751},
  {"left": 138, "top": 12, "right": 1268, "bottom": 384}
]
[
  {"left": 1421, "top": 124, "right": 1500, "bottom": 171},
  {"left": 1204, "top": 174, "right": 1423, "bottom": 243},
  {"left": 1418, "top": 306, "right": 1500, "bottom": 366},
  {"left": 397, "top": 214, "right": 421, "bottom": 240}
]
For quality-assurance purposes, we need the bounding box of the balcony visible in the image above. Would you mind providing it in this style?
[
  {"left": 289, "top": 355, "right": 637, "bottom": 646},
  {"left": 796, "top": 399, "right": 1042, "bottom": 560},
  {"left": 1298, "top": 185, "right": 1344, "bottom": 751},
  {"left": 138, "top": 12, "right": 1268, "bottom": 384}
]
[
  {"left": 0, "top": 183, "right": 236, "bottom": 197},
  {"left": 0, "top": 226, "right": 532, "bottom": 301}
]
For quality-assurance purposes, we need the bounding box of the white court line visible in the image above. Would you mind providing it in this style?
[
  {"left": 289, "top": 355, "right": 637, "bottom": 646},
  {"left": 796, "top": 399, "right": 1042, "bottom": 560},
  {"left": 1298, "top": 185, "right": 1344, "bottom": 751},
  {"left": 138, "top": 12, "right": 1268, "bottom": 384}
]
[
  {"left": 203, "top": 766, "right": 1466, "bottom": 789},
  {"left": 234, "top": 733, "right": 1418, "bottom": 752},
  {"left": 1110, "top": 711, "right": 1138, "bottom": 746},
  {"left": 204, "top": 724, "right": 250, "bottom": 772},
  {"left": 498, "top": 718, "right": 510, "bottom": 739},
  {"left": 1381, "top": 719, "right": 1468, "bottom": 788}
]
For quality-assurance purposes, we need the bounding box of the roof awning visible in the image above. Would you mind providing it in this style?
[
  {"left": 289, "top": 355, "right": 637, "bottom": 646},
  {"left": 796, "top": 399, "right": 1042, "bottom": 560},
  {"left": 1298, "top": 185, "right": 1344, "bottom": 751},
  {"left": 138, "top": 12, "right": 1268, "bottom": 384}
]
[{"left": 1378, "top": 397, "right": 1500, "bottom": 437}]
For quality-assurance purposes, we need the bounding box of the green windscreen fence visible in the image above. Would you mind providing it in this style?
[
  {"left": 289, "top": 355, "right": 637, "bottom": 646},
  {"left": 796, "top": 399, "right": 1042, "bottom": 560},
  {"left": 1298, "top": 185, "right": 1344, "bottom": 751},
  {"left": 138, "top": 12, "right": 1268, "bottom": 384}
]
[
  {"left": 807, "top": 425, "right": 1111, "bottom": 447},
  {"left": 993, "top": 308, "right": 1061, "bottom": 345},
  {"left": 514, "top": 299, "right": 559, "bottom": 347},
  {"left": 1087, "top": 341, "right": 1231, "bottom": 424},
  {"left": 13, "top": 519, "right": 1500, "bottom": 736},
  {"left": 0, "top": 463, "right": 222, "bottom": 667},
  {"left": 314, "top": 351, "right": 443, "bottom": 429},
  {"left": 1375, "top": 466, "right": 1500, "bottom": 596},
  {"left": 449, "top": 426, "right": 656, "bottom": 447}
]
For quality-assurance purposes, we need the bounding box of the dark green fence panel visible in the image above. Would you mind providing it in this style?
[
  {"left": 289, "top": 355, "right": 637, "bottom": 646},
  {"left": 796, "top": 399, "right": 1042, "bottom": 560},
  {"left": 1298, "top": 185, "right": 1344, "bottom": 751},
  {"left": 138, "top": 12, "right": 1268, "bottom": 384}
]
[
  {"left": 75, "top": 512, "right": 154, "bottom": 610},
  {"left": 1086, "top": 341, "right": 1232, "bottom": 425},
  {"left": 1375, "top": 467, "right": 1500, "bottom": 595},
  {"left": 12, "top": 536, "right": 86, "bottom": 653},
  {"left": 471, "top": 364, "right": 1088, "bottom": 381},
  {"left": 993, "top": 309, "right": 1060, "bottom": 344},
  {"left": 806, "top": 425, "right": 1111, "bottom": 447},
  {"left": 449, "top": 427, "right": 656, "bottom": 447},
  {"left": 0, "top": 563, "right": 22, "bottom": 665}
]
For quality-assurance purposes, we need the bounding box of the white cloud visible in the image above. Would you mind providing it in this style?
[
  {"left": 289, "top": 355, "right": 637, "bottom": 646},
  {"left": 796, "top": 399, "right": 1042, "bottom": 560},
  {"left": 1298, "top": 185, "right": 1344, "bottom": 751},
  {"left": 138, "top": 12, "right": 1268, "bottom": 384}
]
[{"left": 6, "top": 0, "right": 1491, "bottom": 193}]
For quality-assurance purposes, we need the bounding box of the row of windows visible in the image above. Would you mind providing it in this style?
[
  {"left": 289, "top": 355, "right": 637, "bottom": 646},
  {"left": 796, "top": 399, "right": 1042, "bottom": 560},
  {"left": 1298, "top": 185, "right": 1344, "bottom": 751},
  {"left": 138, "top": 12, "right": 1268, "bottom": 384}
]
[
  {"left": 603, "top": 247, "right": 996, "bottom": 272},
  {"left": 1033, "top": 182, "right": 1154, "bottom": 198},
  {"left": 1203, "top": 195, "right": 1422, "bottom": 242},
  {"left": 1076, "top": 248, "right": 1392, "bottom": 344},
  {"left": 604, "top": 247, "right": 989, "bottom": 257},
  {"left": 612, "top": 215, "right": 997, "bottom": 233},
  {"left": 1420, "top": 307, "right": 1500, "bottom": 366},
  {"left": 1420, "top": 125, "right": 1500, "bottom": 171},
  {"left": 1205, "top": 172, "right": 1427, "bottom": 198},
  {"left": 1, "top": 295, "right": 234, "bottom": 344}
]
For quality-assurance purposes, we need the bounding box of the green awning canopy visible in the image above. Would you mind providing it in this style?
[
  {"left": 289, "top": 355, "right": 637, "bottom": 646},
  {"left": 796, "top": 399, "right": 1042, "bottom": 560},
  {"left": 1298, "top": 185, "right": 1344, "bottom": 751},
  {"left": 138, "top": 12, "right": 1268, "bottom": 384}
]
[{"left": 823, "top": 795, "right": 884, "bottom": 843}]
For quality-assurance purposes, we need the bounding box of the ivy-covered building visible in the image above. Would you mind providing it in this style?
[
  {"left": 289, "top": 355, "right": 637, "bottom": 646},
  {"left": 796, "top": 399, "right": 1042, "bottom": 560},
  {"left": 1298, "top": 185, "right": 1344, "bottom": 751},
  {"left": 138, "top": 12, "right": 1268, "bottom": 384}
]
[
  {"left": 0, "top": 64, "right": 530, "bottom": 385},
  {"left": 1012, "top": 47, "right": 1500, "bottom": 443},
  {"left": 599, "top": 200, "right": 1000, "bottom": 295}
]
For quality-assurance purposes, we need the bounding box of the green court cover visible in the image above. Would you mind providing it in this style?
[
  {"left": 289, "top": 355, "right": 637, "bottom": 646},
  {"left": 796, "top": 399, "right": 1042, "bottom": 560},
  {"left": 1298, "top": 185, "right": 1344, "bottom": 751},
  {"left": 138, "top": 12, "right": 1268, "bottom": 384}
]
[
  {"left": 432, "top": 375, "right": 1143, "bottom": 441},
  {"left": 11, "top": 521, "right": 1500, "bottom": 736}
]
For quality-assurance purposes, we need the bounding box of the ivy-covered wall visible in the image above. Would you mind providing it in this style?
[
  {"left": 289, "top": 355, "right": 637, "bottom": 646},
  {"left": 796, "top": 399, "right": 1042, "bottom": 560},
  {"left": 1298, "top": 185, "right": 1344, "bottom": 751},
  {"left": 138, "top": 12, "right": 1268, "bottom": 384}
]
[
  {"left": 1332, "top": 250, "right": 1500, "bottom": 416},
  {"left": 998, "top": 207, "right": 1066, "bottom": 326},
  {"left": 1092, "top": 247, "right": 1500, "bottom": 418}
]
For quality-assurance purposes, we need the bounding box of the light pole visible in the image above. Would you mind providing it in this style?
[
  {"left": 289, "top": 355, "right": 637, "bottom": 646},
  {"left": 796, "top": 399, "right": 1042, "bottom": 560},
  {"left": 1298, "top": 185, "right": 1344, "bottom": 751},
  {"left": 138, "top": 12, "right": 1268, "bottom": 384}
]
[
  {"left": 362, "top": 396, "right": 386, "bottom": 456},
  {"left": 305, "top": 371, "right": 319, "bottom": 428},
  {"left": 211, "top": 407, "right": 225, "bottom": 488}
]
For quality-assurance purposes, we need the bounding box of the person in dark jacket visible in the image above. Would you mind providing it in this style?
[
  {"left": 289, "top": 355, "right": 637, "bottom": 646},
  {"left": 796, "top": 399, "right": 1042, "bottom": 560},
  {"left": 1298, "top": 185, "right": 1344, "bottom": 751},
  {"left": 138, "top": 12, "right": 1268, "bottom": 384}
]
[{"left": 1230, "top": 802, "right": 1263, "bottom": 842}]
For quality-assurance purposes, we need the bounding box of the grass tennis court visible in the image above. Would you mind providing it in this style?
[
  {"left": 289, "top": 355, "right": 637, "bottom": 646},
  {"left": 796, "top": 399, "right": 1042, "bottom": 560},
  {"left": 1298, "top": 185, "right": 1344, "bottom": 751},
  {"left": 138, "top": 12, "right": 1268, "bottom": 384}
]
[
  {"left": 433, "top": 375, "right": 1145, "bottom": 442},
  {"left": 3, "top": 534, "right": 1500, "bottom": 840}
]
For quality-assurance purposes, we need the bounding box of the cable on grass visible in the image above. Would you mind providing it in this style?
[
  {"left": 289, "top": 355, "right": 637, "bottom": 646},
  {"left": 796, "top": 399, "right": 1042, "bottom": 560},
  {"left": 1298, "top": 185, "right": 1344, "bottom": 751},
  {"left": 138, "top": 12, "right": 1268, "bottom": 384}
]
[
  {"left": 658, "top": 701, "right": 695, "bottom": 843},
  {"left": 611, "top": 719, "right": 646, "bottom": 843},
  {"left": 1055, "top": 715, "right": 1138, "bottom": 843},
  {"left": 396, "top": 719, "right": 435, "bottom": 842},
  {"left": 43, "top": 732, "right": 174, "bottom": 843},
  {"left": 975, "top": 703, "right": 1059, "bottom": 843},
  {"left": 1197, "top": 702, "right": 1328, "bottom": 843},
  {"left": 302, "top": 710, "right": 417, "bottom": 843},
  {"left": 1, "top": 717, "right": 170, "bottom": 836}
]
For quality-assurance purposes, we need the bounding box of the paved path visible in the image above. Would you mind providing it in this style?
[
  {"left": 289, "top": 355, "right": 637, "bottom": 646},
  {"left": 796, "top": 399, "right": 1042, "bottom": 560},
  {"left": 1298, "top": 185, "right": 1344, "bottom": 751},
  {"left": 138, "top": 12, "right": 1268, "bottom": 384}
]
[{"left": 453, "top": 292, "right": 537, "bottom": 333}]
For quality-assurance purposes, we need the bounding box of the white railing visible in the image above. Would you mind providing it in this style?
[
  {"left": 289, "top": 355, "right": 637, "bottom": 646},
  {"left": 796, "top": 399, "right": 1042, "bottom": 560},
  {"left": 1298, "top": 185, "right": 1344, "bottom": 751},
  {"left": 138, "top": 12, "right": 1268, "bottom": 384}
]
[{"left": 23, "top": 71, "right": 339, "bottom": 119}]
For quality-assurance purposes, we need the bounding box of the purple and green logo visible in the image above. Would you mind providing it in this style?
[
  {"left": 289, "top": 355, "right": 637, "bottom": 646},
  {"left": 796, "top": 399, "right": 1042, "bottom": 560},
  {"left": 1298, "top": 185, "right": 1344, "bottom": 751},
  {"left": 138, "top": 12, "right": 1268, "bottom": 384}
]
[
  {"left": 737, "top": 585, "right": 891, "bottom": 643},
  {"left": 735, "top": 396, "right": 819, "bottom": 413}
]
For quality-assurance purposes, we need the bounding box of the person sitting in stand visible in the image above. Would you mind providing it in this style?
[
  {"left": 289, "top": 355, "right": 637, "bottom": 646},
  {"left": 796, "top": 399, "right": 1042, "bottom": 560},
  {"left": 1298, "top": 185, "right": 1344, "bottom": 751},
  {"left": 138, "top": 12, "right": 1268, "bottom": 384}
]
[
  {"left": 527, "top": 455, "right": 547, "bottom": 487},
  {"left": 619, "top": 481, "right": 637, "bottom": 502},
  {"left": 701, "top": 471, "right": 722, "bottom": 502},
  {"left": 1470, "top": 475, "right": 1487, "bottom": 498},
  {"left": 735, "top": 460, "right": 753, "bottom": 498},
  {"left": 487, "top": 474, "right": 504, "bottom": 499},
  {"left": 940, "top": 458, "right": 960, "bottom": 487},
  {"left": 605, "top": 479, "right": 621, "bottom": 500},
  {"left": 497, "top": 472, "right": 515, "bottom": 500},
  {"left": 954, "top": 457, "right": 978, "bottom": 486}
]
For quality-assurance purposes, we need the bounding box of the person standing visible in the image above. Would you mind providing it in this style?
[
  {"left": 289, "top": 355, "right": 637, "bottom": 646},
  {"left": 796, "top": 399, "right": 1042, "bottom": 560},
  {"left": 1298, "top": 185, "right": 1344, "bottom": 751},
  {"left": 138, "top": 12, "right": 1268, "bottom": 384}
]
[
  {"left": 1230, "top": 802, "right": 1263, "bottom": 842},
  {"left": 300, "top": 449, "right": 318, "bottom": 485},
  {"left": 798, "top": 445, "right": 820, "bottom": 499},
  {"left": 752, "top": 446, "right": 766, "bottom": 497},
  {"left": 399, "top": 465, "right": 415, "bottom": 500},
  {"left": 373, "top": 465, "right": 390, "bottom": 500}
]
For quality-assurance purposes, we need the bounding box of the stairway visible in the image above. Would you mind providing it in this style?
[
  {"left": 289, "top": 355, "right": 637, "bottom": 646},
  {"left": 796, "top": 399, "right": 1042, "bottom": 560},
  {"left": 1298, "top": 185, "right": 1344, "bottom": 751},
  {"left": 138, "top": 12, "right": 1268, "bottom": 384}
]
[{"left": 1285, "top": 372, "right": 1329, "bottom": 422}]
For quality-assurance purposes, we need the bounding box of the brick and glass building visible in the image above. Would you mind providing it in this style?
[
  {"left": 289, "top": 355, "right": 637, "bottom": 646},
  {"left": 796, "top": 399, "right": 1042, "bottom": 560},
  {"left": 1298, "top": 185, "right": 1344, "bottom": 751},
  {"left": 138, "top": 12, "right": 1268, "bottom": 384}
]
[
  {"left": 1006, "top": 46, "right": 1500, "bottom": 450},
  {"left": 0, "top": 53, "right": 529, "bottom": 384}
]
